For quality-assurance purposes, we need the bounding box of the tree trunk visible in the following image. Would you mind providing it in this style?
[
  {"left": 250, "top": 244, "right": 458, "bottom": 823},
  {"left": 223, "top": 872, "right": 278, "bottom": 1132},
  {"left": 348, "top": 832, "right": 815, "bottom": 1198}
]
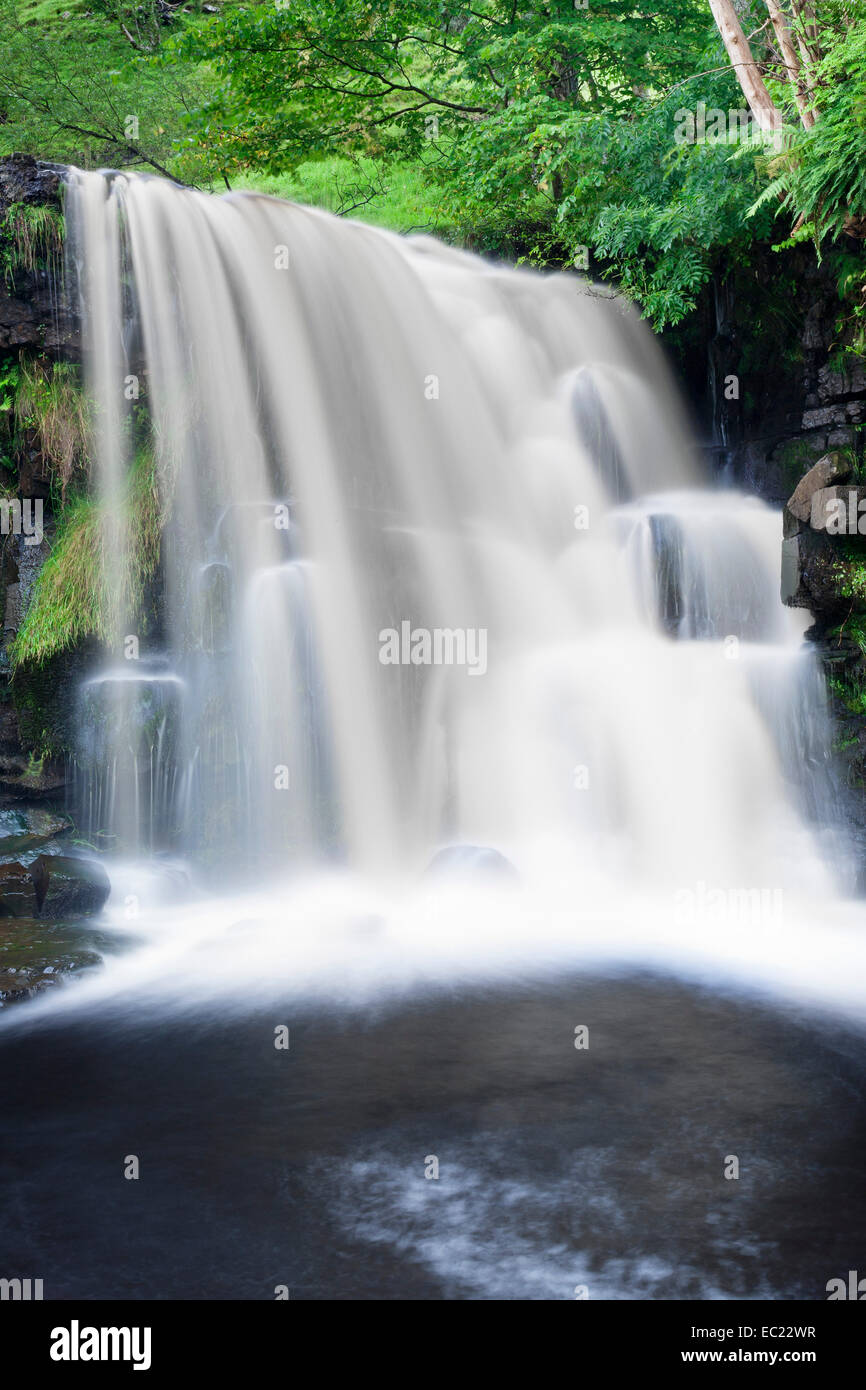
[
  {"left": 789, "top": 0, "right": 823, "bottom": 66},
  {"left": 708, "top": 0, "right": 785, "bottom": 145},
  {"left": 764, "top": 0, "right": 816, "bottom": 128}
]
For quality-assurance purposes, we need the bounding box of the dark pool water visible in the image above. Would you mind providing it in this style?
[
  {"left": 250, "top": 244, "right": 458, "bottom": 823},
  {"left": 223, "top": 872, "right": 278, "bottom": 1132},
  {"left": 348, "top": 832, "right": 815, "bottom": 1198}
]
[{"left": 1, "top": 973, "right": 864, "bottom": 1300}]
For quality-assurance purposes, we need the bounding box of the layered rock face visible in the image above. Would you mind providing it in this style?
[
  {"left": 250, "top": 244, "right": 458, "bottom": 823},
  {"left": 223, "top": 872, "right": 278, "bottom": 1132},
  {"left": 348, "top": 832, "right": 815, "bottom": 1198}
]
[
  {"left": 0, "top": 156, "right": 104, "bottom": 1005},
  {"left": 0, "top": 153, "right": 77, "bottom": 355},
  {"left": 669, "top": 249, "right": 866, "bottom": 506},
  {"left": 782, "top": 451, "right": 866, "bottom": 805}
]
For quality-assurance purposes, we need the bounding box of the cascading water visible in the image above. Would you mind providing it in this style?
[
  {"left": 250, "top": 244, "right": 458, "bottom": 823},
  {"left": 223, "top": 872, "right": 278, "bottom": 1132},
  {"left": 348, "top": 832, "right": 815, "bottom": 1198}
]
[
  {"left": 5, "top": 169, "right": 866, "bottom": 1306},
  {"left": 61, "top": 168, "right": 850, "bottom": 915}
]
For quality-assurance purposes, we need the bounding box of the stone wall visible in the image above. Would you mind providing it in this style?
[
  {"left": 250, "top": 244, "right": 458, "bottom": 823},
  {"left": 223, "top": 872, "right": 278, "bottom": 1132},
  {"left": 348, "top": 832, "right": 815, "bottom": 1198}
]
[{"left": 665, "top": 246, "right": 866, "bottom": 502}]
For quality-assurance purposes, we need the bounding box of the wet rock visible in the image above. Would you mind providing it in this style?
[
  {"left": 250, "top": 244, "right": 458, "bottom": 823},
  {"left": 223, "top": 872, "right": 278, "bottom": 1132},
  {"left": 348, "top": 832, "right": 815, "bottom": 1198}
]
[
  {"left": 0, "top": 755, "right": 67, "bottom": 799},
  {"left": 782, "top": 526, "right": 851, "bottom": 620},
  {"left": 0, "top": 916, "right": 103, "bottom": 1007},
  {"left": 0, "top": 861, "right": 36, "bottom": 917},
  {"left": 32, "top": 853, "right": 110, "bottom": 919},
  {"left": 0, "top": 805, "right": 71, "bottom": 856},
  {"left": 817, "top": 359, "right": 866, "bottom": 402},
  {"left": 812, "top": 635, "right": 862, "bottom": 673},
  {"left": 786, "top": 453, "right": 850, "bottom": 524},
  {"left": 780, "top": 535, "right": 801, "bottom": 603},
  {"left": 0, "top": 153, "right": 62, "bottom": 214},
  {"left": 0, "top": 968, "right": 55, "bottom": 1004},
  {"left": 829, "top": 428, "right": 856, "bottom": 448},
  {"left": 426, "top": 845, "right": 519, "bottom": 881},
  {"left": 0, "top": 154, "right": 76, "bottom": 357},
  {"left": 809, "top": 485, "right": 866, "bottom": 533},
  {"left": 802, "top": 406, "right": 849, "bottom": 431}
]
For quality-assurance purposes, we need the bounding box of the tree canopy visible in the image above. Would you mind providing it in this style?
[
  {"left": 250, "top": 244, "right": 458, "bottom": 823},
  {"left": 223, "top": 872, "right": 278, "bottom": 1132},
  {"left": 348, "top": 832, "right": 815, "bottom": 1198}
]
[{"left": 0, "top": 0, "right": 863, "bottom": 327}]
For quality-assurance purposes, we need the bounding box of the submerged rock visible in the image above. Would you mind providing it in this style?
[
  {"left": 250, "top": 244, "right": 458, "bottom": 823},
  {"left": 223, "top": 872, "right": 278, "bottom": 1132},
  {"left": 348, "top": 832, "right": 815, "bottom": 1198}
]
[
  {"left": 32, "top": 854, "right": 111, "bottom": 919},
  {"left": 0, "top": 916, "right": 103, "bottom": 1007},
  {"left": 426, "top": 845, "right": 519, "bottom": 881}
]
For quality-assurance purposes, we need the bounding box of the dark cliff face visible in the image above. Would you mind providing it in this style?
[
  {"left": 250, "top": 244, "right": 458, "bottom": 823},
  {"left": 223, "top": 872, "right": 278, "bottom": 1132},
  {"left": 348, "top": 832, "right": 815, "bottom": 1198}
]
[
  {"left": 0, "top": 154, "right": 77, "bottom": 357},
  {"left": 0, "top": 156, "right": 80, "bottom": 795},
  {"left": 0, "top": 152, "right": 63, "bottom": 214},
  {"left": 666, "top": 247, "right": 866, "bottom": 505}
]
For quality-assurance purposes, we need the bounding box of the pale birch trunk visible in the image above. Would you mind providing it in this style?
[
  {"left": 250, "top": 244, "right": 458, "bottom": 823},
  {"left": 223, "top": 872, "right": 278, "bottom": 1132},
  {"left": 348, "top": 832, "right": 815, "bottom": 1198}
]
[{"left": 708, "top": 0, "right": 785, "bottom": 146}]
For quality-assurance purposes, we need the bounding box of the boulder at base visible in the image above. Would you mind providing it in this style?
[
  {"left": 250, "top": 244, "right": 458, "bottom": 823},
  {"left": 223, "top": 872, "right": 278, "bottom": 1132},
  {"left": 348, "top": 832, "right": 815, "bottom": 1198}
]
[
  {"left": 0, "top": 861, "right": 37, "bottom": 917},
  {"left": 0, "top": 918, "right": 104, "bottom": 1007},
  {"left": 32, "top": 854, "right": 111, "bottom": 919},
  {"left": 426, "top": 845, "right": 519, "bottom": 881}
]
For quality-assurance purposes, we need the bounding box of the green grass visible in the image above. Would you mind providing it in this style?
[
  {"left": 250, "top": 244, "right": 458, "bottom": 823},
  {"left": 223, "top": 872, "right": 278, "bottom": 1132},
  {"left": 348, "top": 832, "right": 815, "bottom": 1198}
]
[
  {"left": 231, "top": 156, "right": 454, "bottom": 236},
  {"left": 2, "top": 202, "right": 65, "bottom": 278},
  {"left": 831, "top": 549, "right": 866, "bottom": 602},
  {"left": 10, "top": 492, "right": 107, "bottom": 668},
  {"left": 10, "top": 447, "right": 162, "bottom": 669},
  {"left": 830, "top": 610, "right": 866, "bottom": 659},
  {"left": 17, "top": 0, "right": 89, "bottom": 19},
  {"left": 829, "top": 674, "right": 866, "bottom": 718},
  {"left": 15, "top": 359, "right": 88, "bottom": 501}
]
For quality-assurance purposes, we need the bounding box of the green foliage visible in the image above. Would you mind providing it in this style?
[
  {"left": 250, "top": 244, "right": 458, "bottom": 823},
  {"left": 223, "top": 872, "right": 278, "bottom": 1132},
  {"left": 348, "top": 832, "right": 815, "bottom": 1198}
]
[
  {"left": 753, "top": 18, "right": 866, "bottom": 243},
  {"left": 0, "top": 0, "right": 212, "bottom": 179},
  {"left": 828, "top": 672, "right": 866, "bottom": 719},
  {"left": 10, "top": 447, "right": 162, "bottom": 669},
  {"left": 0, "top": 361, "right": 21, "bottom": 476},
  {"left": 830, "top": 606, "right": 866, "bottom": 654},
  {"left": 830, "top": 544, "right": 866, "bottom": 602},
  {"left": 15, "top": 359, "right": 89, "bottom": 501},
  {"left": 231, "top": 154, "right": 454, "bottom": 234},
  {"left": 827, "top": 596, "right": 866, "bottom": 721},
  {"left": 433, "top": 79, "right": 773, "bottom": 325},
  {"left": 170, "top": 0, "right": 708, "bottom": 169},
  {"left": 2, "top": 201, "right": 64, "bottom": 278},
  {"left": 10, "top": 491, "right": 105, "bottom": 669},
  {"left": 0, "top": 0, "right": 863, "bottom": 331},
  {"left": 167, "top": 0, "right": 774, "bottom": 322},
  {"left": 0, "top": 360, "right": 20, "bottom": 413},
  {"left": 166, "top": 0, "right": 825, "bottom": 326}
]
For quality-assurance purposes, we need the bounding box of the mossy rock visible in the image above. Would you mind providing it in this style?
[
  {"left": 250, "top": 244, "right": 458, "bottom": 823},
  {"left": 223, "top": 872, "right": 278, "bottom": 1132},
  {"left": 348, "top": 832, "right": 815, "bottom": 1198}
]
[
  {"left": 32, "top": 853, "right": 110, "bottom": 919},
  {"left": 0, "top": 916, "right": 103, "bottom": 1007},
  {"left": 11, "top": 641, "right": 98, "bottom": 758}
]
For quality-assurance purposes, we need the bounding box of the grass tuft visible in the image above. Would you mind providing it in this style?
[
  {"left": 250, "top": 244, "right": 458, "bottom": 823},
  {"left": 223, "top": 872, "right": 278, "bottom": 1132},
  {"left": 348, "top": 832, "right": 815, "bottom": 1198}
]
[
  {"left": 3, "top": 202, "right": 64, "bottom": 278},
  {"left": 10, "top": 448, "right": 162, "bottom": 670},
  {"left": 15, "top": 359, "right": 89, "bottom": 501}
]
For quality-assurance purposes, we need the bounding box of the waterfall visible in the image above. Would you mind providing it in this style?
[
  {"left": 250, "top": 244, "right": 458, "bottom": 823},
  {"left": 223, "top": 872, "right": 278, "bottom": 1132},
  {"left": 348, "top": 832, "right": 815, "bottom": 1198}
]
[
  {"left": 5, "top": 170, "right": 864, "bottom": 1312},
  {"left": 62, "top": 168, "right": 849, "bottom": 905}
]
